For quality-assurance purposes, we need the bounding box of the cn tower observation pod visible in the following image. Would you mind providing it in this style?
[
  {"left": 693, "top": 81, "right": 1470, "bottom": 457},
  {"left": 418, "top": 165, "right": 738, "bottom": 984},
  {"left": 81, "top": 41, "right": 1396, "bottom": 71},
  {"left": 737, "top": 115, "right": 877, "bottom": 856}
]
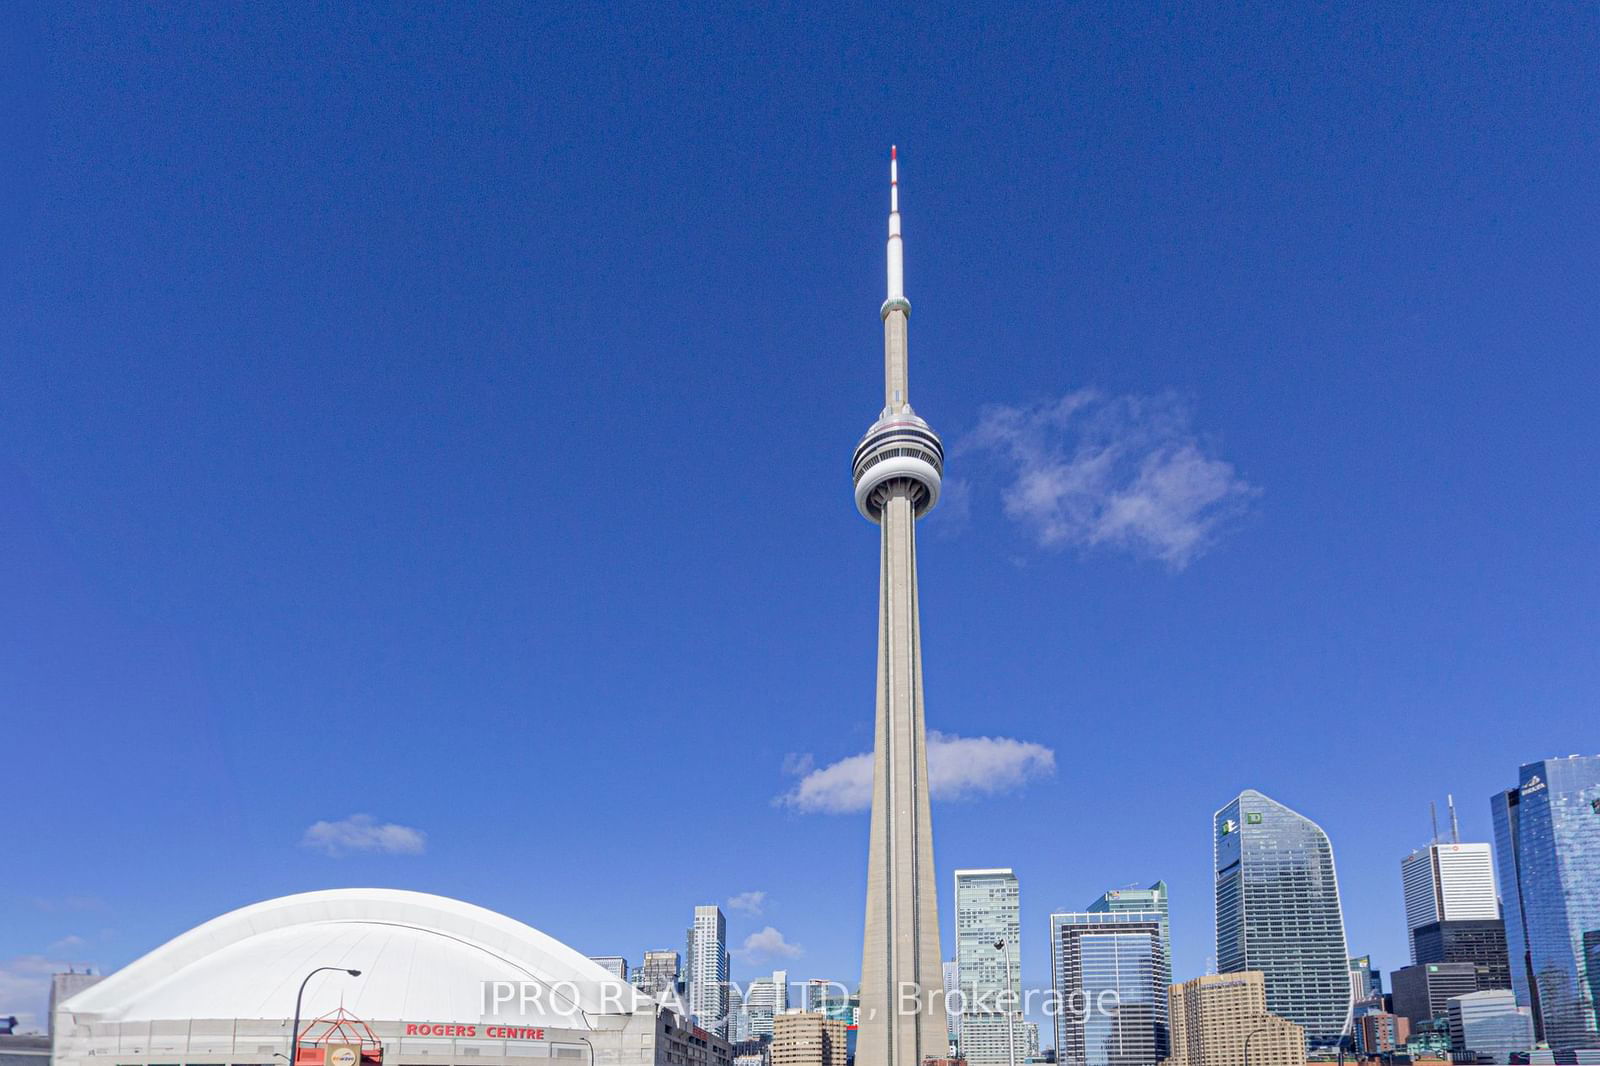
[{"left": 851, "top": 409, "right": 944, "bottom": 521}]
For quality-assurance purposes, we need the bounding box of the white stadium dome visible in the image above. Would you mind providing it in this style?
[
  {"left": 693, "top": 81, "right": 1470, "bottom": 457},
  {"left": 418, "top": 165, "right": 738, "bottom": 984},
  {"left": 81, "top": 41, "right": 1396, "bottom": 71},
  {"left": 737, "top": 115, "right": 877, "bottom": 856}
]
[
  {"left": 52, "top": 888, "right": 735, "bottom": 1066},
  {"left": 63, "top": 888, "right": 648, "bottom": 1027}
]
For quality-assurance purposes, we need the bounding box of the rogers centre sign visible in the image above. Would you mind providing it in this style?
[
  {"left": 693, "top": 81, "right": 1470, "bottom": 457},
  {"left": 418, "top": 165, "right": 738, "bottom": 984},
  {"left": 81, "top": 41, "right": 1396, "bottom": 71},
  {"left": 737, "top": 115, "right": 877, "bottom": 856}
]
[{"left": 404, "top": 1024, "right": 547, "bottom": 1041}]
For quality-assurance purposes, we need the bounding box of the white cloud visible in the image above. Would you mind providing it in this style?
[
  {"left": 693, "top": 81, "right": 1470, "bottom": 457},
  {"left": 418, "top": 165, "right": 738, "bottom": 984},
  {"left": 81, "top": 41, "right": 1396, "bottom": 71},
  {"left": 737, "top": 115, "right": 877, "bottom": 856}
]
[
  {"left": 961, "top": 390, "right": 1257, "bottom": 570},
  {"left": 30, "top": 895, "right": 106, "bottom": 913},
  {"left": 726, "top": 891, "right": 767, "bottom": 916},
  {"left": 735, "top": 927, "right": 804, "bottom": 961},
  {"left": 777, "top": 732, "right": 1055, "bottom": 814},
  {"left": 300, "top": 814, "right": 427, "bottom": 857},
  {"left": 0, "top": 954, "right": 84, "bottom": 1032},
  {"left": 778, "top": 750, "right": 873, "bottom": 814},
  {"left": 780, "top": 752, "right": 815, "bottom": 777}
]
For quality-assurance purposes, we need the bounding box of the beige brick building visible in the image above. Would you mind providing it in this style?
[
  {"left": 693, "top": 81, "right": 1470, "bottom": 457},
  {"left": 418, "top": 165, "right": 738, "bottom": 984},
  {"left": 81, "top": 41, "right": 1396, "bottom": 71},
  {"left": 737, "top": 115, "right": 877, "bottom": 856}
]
[
  {"left": 771, "top": 1013, "right": 847, "bottom": 1066},
  {"left": 1162, "top": 972, "right": 1305, "bottom": 1066}
]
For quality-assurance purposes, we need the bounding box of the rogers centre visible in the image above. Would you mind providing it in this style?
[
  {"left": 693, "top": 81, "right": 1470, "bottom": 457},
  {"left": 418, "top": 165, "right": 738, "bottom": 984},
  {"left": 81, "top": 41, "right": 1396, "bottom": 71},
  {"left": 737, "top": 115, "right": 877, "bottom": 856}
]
[{"left": 54, "top": 889, "right": 731, "bottom": 1066}]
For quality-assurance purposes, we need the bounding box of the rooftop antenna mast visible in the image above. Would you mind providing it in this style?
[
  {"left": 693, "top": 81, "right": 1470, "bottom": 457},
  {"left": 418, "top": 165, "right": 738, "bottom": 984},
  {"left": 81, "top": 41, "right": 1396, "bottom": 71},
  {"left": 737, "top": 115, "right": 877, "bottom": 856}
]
[
  {"left": 1448, "top": 793, "right": 1461, "bottom": 843},
  {"left": 1430, "top": 801, "right": 1440, "bottom": 845}
]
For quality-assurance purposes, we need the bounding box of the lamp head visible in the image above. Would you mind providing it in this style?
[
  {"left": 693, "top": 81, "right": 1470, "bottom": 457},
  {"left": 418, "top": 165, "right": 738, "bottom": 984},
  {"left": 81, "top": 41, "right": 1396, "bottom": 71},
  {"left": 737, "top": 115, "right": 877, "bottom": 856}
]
[{"left": 346, "top": 969, "right": 362, "bottom": 977}]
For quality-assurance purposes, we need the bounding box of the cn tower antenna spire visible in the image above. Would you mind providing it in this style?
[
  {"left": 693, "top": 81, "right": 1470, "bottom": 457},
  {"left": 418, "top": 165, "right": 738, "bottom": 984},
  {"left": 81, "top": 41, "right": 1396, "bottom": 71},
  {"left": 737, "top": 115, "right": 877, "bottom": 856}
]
[{"left": 886, "top": 146, "right": 905, "bottom": 309}]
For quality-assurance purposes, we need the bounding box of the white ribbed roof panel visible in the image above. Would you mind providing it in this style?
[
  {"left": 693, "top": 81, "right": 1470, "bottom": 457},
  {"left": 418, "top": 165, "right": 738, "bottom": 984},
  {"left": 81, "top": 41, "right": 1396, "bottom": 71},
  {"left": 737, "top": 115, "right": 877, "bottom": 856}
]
[{"left": 59, "top": 888, "right": 648, "bottom": 1027}]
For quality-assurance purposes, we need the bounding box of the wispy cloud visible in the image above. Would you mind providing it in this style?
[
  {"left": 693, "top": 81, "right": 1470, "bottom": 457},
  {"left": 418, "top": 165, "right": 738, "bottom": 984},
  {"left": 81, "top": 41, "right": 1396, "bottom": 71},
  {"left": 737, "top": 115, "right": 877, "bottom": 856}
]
[
  {"left": 0, "top": 954, "right": 89, "bottom": 1032},
  {"left": 301, "top": 814, "right": 427, "bottom": 857},
  {"left": 30, "top": 895, "right": 106, "bottom": 913},
  {"left": 777, "top": 732, "right": 1055, "bottom": 814},
  {"left": 727, "top": 891, "right": 767, "bottom": 916},
  {"left": 960, "top": 390, "right": 1256, "bottom": 570},
  {"left": 735, "top": 927, "right": 804, "bottom": 961}
]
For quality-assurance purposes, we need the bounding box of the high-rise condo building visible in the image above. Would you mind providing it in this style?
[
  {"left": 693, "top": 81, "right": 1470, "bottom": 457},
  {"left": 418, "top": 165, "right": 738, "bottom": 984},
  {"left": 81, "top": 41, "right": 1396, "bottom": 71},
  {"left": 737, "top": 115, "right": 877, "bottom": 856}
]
[
  {"left": 590, "top": 956, "right": 629, "bottom": 982},
  {"left": 942, "top": 960, "right": 961, "bottom": 1053},
  {"left": 1490, "top": 754, "right": 1600, "bottom": 1052},
  {"left": 1088, "top": 882, "right": 1170, "bottom": 974},
  {"left": 1401, "top": 840, "right": 1498, "bottom": 962},
  {"left": 727, "top": 985, "right": 750, "bottom": 1043},
  {"left": 1214, "top": 790, "right": 1353, "bottom": 1047},
  {"left": 1049, "top": 909, "right": 1169, "bottom": 1066},
  {"left": 688, "top": 906, "right": 731, "bottom": 1036},
  {"left": 954, "top": 869, "right": 1025, "bottom": 1066},
  {"left": 854, "top": 147, "right": 947, "bottom": 1066},
  {"left": 1163, "top": 972, "right": 1306, "bottom": 1066},
  {"left": 745, "top": 971, "right": 789, "bottom": 1037},
  {"left": 635, "top": 950, "right": 682, "bottom": 999},
  {"left": 801, "top": 980, "right": 850, "bottom": 1024},
  {"left": 771, "top": 1013, "right": 848, "bottom": 1066}
]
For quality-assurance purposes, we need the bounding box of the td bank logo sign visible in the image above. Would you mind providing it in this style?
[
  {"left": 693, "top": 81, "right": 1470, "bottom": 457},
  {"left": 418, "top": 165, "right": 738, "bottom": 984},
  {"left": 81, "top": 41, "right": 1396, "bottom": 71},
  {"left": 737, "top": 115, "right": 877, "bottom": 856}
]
[{"left": 1220, "top": 813, "right": 1264, "bottom": 838}]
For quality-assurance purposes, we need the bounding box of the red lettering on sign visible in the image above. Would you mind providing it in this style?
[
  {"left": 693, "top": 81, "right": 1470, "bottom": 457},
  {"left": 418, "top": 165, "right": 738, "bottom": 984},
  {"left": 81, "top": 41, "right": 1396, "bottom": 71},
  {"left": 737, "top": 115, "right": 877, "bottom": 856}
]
[
  {"left": 407, "top": 1022, "right": 534, "bottom": 1039},
  {"left": 474, "top": 1026, "right": 548, "bottom": 1041}
]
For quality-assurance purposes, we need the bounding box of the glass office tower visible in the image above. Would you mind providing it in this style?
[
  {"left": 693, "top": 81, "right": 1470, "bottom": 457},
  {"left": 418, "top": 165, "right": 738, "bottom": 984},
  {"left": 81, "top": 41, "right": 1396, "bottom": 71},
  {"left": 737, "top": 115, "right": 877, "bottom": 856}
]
[
  {"left": 1050, "top": 910, "right": 1169, "bottom": 1066},
  {"left": 1215, "top": 789, "right": 1353, "bottom": 1047},
  {"left": 1087, "top": 882, "right": 1171, "bottom": 976},
  {"left": 1490, "top": 755, "right": 1600, "bottom": 1052}
]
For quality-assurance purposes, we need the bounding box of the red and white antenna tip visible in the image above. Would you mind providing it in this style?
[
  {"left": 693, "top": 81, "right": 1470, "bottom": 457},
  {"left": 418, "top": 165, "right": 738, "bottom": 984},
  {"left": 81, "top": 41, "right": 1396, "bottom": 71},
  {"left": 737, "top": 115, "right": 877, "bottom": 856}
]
[{"left": 891, "top": 145, "right": 897, "bottom": 159}]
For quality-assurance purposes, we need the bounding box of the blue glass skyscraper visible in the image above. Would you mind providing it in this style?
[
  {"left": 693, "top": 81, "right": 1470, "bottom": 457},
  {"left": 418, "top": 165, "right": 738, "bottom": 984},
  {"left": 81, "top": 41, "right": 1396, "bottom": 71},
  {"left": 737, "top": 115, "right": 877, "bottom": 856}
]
[
  {"left": 1087, "top": 882, "right": 1171, "bottom": 977},
  {"left": 1215, "top": 789, "right": 1353, "bottom": 1048},
  {"left": 1049, "top": 910, "right": 1168, "bottom": 1066},
  {"left": 1490, "top": 754, "right": 1600, "bottom": 1052}
]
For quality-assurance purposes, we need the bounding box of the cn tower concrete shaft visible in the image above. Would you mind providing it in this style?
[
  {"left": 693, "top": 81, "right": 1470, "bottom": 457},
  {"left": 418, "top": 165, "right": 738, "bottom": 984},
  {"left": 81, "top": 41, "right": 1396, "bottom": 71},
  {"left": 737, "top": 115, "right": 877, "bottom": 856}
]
[{"left": 855, "top": 147, "right": 944, "bottom": 1066}]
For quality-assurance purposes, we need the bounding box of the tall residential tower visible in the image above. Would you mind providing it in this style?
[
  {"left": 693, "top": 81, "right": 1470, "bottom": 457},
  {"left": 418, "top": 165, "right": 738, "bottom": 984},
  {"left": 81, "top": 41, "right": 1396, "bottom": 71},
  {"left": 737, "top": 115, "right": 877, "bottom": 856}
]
[
  {"left": 855, "top": 148, "right": 946, "bottom": 1066},
  {"left": 688, "top": 905, "right": 730, "bottom": 1037},
  {"left": 953, "top": 869, "right": 1025, "bottom": 1066}
]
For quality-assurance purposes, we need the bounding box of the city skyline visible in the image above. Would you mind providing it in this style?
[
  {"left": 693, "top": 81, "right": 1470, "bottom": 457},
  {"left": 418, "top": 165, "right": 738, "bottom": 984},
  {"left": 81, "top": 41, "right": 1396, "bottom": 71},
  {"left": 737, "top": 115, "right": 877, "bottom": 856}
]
[
  {"left": 8, "top": 765, "right": 1594, "bottom": 1041},
  {"left": 5, "top": 0, "right": 1596, "bottom": 1046}
]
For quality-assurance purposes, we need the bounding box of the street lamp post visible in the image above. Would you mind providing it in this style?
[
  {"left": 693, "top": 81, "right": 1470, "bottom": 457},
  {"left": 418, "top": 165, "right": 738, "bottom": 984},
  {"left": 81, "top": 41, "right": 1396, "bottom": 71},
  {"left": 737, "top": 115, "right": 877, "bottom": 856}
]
[
  {"left": 287, "top": 967, "right": 362, "bottom": 1066},
  {"left": 993, "top": 939, "right": 1018, "bottom": 1066},
  {"left": 1243, "top": 1026, "right": 1269, "bottom": 1066}
]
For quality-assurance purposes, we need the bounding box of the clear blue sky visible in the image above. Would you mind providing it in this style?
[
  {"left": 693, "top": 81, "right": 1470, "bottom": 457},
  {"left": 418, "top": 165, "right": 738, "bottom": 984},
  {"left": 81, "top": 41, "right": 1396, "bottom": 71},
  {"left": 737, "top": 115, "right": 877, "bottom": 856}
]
[{"left": 3, "top": 0, "right": 1597, "bottom": 1034}]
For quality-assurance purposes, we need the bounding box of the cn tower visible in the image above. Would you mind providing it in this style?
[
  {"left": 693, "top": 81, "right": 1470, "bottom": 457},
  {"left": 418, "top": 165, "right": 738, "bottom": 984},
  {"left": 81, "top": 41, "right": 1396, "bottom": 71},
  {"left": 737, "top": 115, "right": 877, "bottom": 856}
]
[{"left": 853, "top": 147, "right": 945, "bottom": 1066}]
